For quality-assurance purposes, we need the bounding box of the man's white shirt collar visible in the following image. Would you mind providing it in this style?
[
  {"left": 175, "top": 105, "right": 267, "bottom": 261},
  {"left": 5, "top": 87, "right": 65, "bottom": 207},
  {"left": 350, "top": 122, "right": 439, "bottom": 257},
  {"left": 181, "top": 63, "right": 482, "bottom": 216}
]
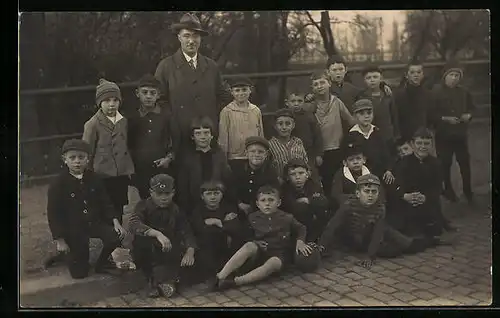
[
  {"left": 350, "top": 124, "right": 375, "bottom": 139},
  {"left": 343, "top": 165, "right": 371, "bottom": 183},
  {"left": 183, "top": 51, "right": 198, "bottom": 68}
]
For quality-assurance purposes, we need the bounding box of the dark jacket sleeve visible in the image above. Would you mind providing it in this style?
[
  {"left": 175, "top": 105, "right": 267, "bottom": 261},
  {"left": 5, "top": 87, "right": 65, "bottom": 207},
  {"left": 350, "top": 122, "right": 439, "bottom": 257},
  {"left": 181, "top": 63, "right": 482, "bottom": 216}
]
[
  {"left": 464, "top": 89, "right": 476, "bottom": 114},
  {"left": 47, "top": 179, "right": 65, "bottom": 240},
  {"left": 289, "top": 215, "right": 307, "bottom": 242},
  {"left": 318, "top": 200, "right": 349, "bottom": 247},
  {"left": 154, "top": 58, "right": 171, "bottom": 111},
  {"left": 308, "top": 113, "right": 324, "bottom": 158},
  {"left": 128, "top": 200, "right": 152, "bottom": 235},
  {"left": 388, "top": 96, "right": 400, "bottom": 140},
  {"left": 330, "top": 170, "right": 345, "bottom": 206},
  {"left": 188, "top": 205, "right": 206, "bottom": 237},
  {"left": 421, "top": 158, "right": 443, "bottom": 202},
  {"left": 367, "top": 215, "right": 385, "bottom": 259},
  {"left": 308, "top": 180, "right": 329, "bottom": 209},
  {"left": 94, "top": 175, "right": 120, "bottom": 223},
  {"left": 175, "top": 207, "right": 198, "bottom": 250}
]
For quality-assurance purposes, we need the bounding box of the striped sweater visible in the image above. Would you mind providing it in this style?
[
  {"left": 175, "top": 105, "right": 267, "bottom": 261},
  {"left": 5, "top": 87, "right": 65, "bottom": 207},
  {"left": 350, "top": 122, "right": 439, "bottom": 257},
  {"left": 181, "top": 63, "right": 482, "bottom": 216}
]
[{"left": 268, "top": 136, "right": 308, "bottom": 177}]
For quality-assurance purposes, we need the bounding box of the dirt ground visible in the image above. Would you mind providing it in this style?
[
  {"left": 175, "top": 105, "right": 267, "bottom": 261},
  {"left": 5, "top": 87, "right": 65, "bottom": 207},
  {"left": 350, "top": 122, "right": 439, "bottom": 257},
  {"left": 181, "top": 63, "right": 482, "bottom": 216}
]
[{"left": 19, "top": 121, "right": 491, "bottom": 278}]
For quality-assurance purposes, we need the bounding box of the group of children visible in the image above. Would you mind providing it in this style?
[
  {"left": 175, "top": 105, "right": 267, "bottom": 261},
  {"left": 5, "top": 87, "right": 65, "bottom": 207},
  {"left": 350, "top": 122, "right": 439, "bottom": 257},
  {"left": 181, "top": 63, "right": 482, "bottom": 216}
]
[{"left": 46, "top": 56, "right": 476, "bottom": 299}]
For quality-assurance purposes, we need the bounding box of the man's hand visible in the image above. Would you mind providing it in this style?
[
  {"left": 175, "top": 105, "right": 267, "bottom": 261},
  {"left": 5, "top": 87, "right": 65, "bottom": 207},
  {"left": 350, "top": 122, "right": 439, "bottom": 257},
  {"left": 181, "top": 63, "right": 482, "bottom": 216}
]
[
  {"left": 416, "top": 193, "right": 426, "bottom": 204},
  {"left": 383, "top": 170, "right": 395, "bottom": 184},
  {"left": 154, "top": 156, "right": 172, "bottom": 169},
  {"left": 56, "top": 239, "right": 70, "bottom": 254},
  {"left": 224, "top": 212, "right": 238, "bottom": 221},
  {"left": 304, "top": 93, "right": 315, "bottom": 103},
  {"left": 358, "top": 255, "right": 374, "bottom": 269},
  {"left": 443, "top": 116, "right": 461, "bottom": 125},
  {"left": 205, "top": 218, "right": 223, "bottom": 228},
  {"left": 113, "top": 221, "right": 127, "bottom": 240},
  {"left": 403, "top": 193, "right": 416, "bottom": 204},
  {"left": 238, "top": 203, "right": 252, "bottom": 215},
  {"left": 460, "top": 113, "right": 472, "bottom": 122},
  {"left": 315, "top": 156, "right": 323, "bottom": 167},
  {"left": 296, "top": 240, "right": 313, "bottom": 256},
  {"left": 296, "top": 197, "right": 310, "bottom": 204},
  {"left": 383, "top": 83, "right": 393, "bottom": 96},
  {"left": 254, "top": 240, "right": 268, "bottom": 251},
  {"left": 180, "top": 248, "right": 195, "bottom": 267},
  {"left": 155, "top": 232, "right": 172, "bottom": 252}
]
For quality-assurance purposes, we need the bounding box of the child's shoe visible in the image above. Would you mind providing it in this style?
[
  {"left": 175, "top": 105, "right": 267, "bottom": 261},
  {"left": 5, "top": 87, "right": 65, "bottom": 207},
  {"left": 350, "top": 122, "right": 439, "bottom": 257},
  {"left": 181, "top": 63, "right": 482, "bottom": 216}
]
[
  {"left": 146, "top": 278, "right": 160, "bottom": 298},
  {"left": 157, "top": 281, "right": 176, "bottom": 298}
]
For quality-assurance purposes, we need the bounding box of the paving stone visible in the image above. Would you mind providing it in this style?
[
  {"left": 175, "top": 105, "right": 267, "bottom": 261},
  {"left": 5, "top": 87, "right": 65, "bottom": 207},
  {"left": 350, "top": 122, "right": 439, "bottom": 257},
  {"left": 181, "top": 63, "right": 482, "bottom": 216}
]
[
  {"left": 385, "top": 299, "right": 409, "bottom": 307},
  {"left": 429, "top": 278, "right": 455, "bottom": 288},
  {"left": 412, "top": 290, "right": 438, "bottom": 301},
  {"left": 392, "top": 292, "right": 417, "bottom": 302},
  {"left": 381, "top": 261, "right": 402, "bottom": 270},
  {"left": 429, "top": 287, "right": 454, "bottom": 298},
  {"left": 358, "top": 297, "right": 385, "bottom": 306},
  {"left": 327, "top": 284, "right": 353, "bottom": 295},
  {"left": 208, "top": 293, "right": 231, "bottom": 304},
  {"left": 170, "top": 297, "right": 189, "bottom": 306},
  {"left": 237, "top": 285, "right": 253, "bottom": 292},
  {"left": 178, "top": 288, "right": 201, "bottom": 298},
  {"left": 449, "top": 285, "right": 474, "bottom": 296},
  {"left": 312, "top": 278, "right": 334, "bottom": 288},
  {"left": 299, "top": 293, "right": 323, "bottom": 304},
  {"left": 469, "top": 292, "right": 491, "bottom": 302},
  {"left": 358, "top": 278, "right": 377, "bottom": 287},
  {"left": 427, "top": 298, "right": 461, "bottom": 306},
  {"left": 292, "top": 279, "right": 314, "bottom": 288},
  {"left": 375, "top": 277, "right": 398, "bottom": 285},
  {"left": 371, "top": 292, "right": 395, "bottom": 303},
  {"left": 392, "top": 282, "right": 418, "bottom": 292},
  {"left": 411, "top": 281, "right": 436, "bottom": 290},
  {"left": 317, "top": 290, "right": 342, "bottom": 302},
  {"left": 409, "top": 299, "right": 432, "bottom": 306},
  {"left": 189, "top": 296, "right": 211, "bottom": 306},
  {"left": 345, "top": 292, "right": 369, "bottom": 302},
  {"left": 334, "top": 298, "right": 363, "bottom": 307},
  {"left": 413, "top": 273, "right": 436, "bottom": 282},
  {"left": 244, "top": 288, "right": 267, "bottom": 299},
  {"left": 301, "top": 273, "right": 324, "bottom": 281},
  {"left": 128, "top": 297, "right": 155, "bottom": 307},
  {"left": 120, "top": 293, "right": 138, "bottom": 305},
  {"left": 304, "top": 285, "right": 326, "bottom": 294},
  {"left": 351, "top": 285, "right": 377, "bottom": 295},
  {"left": 200, "top": 302, "right": 221, "bottom": 307},
  {"left": 447, "top": 293, "right": 481, "bottom": 305},
  {"left": 283, "top": 296, "right": 305, "bottom": 306},
  {"left": 285, "top": 285, "right": 308, "bottom": 297},
  {"left": 222, "top": 301, "right": 243, "bottom": 307},
  {"left": 377, "top": 269, "right": 399, "bottom": 277},
  {"left": 104, "top": 296, "right": 127, "bottom": 307},
  {"left": 257, "top": 296, "right": 281, "bottom": 307},
  {"left": 246, "top": 303, "right": 268, "bottom": 307},
  {"left": 265, "top": 287, "right": 290, "bottom": 299},
  {"left": 224, "top": 289, "right": 247, "bottom": 300},
  {"left": 470, "top": 283, "right": 491, "bottom": 292},
  {"left": 335, "top": 278, "right": 359, "bottom": 287},
  {"left": 396, "top": 268, "right": 417, "bottom": 276},
  {"left": 323, "top": 271, "right": 343, "bottom": 281},
  {"left": 372, "top": 283, "right": 397, "bottom": 294},
  {"left": 314, "top": 300, "right": 337, "bottom": 307},
  {"left": 234, "top": 295, "right": 256, "bottom": 306},
  {"left": 343, "top": 272, "right": 364, "bottom": 281},
  {"left": 273, "top": 280, "right": 294, "bottom": 289}
]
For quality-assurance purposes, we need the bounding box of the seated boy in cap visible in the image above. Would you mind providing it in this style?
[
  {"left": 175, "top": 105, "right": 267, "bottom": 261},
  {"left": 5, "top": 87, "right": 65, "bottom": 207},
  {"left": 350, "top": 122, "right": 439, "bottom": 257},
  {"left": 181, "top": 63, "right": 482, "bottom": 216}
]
[
  {"left": 218, "top": 77, "right": 264, "bottom": 173},
  {"left": 189, "top": 180, "right": 249, "bottom": 279},
  {"left": 128, "top": 74, "right": 176, "bottom": 200},
  {"left": 232, "top": 136, "right": 280, "bottom": 216},
  {"left": 268, "top": 109, "right": 309, "bottom": 181},
  {"left": 344, "top": 99, "right": 395, "bottom": 186},
  {"left": 211, "top": 185, "right": 313, "bottom": 290},
  {"left": 129, "top": 174, "right": 197, "bottom": 298},
  {"left": 318, "top": 174, "right": 429, "bottom": 268},
  {"left": 46, "top": 139, "right": 126, "bottom": 279},
  {"left": 391, "top": 127, "right": 456, "bottom": 238},
  {"left": 280, "top": 159, "right": 331, "bottom": 243},
  {"left": 330, "top": 143, "right": 371, "bottom": 210},
  {"left": 177, "top": 116, "right": 234, "bottom": 215}
]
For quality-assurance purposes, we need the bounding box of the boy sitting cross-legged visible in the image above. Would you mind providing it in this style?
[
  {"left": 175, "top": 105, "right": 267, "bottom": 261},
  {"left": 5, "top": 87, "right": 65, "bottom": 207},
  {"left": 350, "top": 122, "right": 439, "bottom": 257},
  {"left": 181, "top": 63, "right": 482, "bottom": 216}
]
[
  {"left": 280, "top": 159, "right": 331, "bottom": 243},
  {"left": 129, "top": 174, "right": 197, "bottom": 299},
  {"left": 211, "top": 185, "right": 313, "bottom": 290},
  {"left": 318, "top": 174, "right": 430, "bottom": 267}
]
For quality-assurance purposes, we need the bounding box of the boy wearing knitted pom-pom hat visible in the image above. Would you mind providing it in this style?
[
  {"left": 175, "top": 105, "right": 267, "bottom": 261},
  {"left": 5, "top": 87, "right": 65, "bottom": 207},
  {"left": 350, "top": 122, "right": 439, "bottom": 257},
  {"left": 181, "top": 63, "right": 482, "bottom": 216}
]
[{"left": 83, "top": 78, "right": 135, "bottom": 222}]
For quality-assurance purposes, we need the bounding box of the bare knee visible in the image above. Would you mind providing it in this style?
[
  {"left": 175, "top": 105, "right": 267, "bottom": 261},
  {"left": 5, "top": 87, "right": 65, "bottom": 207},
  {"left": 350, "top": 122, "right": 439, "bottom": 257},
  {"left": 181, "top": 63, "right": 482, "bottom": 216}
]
[
  {"left": 242, "top": 241, "right": 259, "bottom": 254},
  {"left": 266, "top": 257, "right": 283, "bottom": 271}
]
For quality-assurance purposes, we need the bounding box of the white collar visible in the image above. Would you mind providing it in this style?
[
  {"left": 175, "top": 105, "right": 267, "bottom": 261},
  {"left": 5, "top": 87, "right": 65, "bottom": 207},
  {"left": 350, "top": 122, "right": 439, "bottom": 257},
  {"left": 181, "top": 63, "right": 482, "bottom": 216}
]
[
  {"left": 349, "top": 124, "right": 375, "bottom": 139},
  {"left": 343, "top": 165, "right": 371, "bottom": 183},
  {"left": 183, "top": 51, "right": 198, "bottom": 65},
  {"left": 106, "top": 111, "right": 124, "bottom": 124}
]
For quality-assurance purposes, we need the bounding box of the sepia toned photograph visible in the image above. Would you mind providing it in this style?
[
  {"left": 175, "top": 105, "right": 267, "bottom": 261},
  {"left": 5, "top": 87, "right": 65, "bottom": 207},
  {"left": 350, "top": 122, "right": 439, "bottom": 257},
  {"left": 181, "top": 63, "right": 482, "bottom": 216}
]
[{"left": 19, "top": 10, "right": 491, "bottom": 308}]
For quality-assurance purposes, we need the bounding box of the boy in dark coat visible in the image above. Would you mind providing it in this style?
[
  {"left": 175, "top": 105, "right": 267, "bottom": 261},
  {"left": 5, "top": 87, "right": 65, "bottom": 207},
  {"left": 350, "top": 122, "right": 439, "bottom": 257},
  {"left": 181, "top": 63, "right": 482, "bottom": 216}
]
[
  {"left": 280, "top": 159, "right": 331, "bottom": 243},
  {"left": 344, "top": 99, "right": 395, "bottom": 184},
  {"left": 128, "top": 74, "right": 176, "bottom": 199},
  {"left": 46, "top": 139, "right": 126, "bottom": 279},
  {"left": 431, "top": 61, "right": 476, "bottom": 204},
  {"left": 232, "top": 136, "right": 281, "bottom": 216},
  {"left": 177, "top": 116, "right": 234, "bottom": 214},
  {"left": 129, "top": 174, "right": 197, "bottom": 298},
  {"left": 392, "top": 128, "right": 455, "bottom": 237},
  {"left": 318, "top": 174, "right": 429, "bottom": 268},
  {"left": 331, "top": 143, "right": 372, "bottom": 209},
  {"left": 190, "top": 180, "right": 249, "bottom": 278},
  {"left": 211, "top": 185, "right": 313, "bottom": 290}
]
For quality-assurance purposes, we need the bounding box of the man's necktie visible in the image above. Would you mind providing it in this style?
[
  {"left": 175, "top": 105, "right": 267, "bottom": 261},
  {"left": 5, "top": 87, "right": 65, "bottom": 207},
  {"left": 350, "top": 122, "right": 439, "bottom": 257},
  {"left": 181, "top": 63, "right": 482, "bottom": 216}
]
[{"left": 188, "top": 59, "right": 196, "bottom": 70}]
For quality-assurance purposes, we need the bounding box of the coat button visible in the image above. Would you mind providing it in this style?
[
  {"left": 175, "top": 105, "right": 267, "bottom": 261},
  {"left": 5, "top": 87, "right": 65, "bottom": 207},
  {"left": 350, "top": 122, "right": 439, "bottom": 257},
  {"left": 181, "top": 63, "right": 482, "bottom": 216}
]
[
  {"left": 180, "top": 105, "right": 184, "bottom": 109},
  {"left": 148, "top": 130, "right": 151, "bottom": 133},
  {"left": 149, "top": 119, "right": 152, "bottom": 123},
  {"left": 70, "top": 193, "right": 75, "bottom": 198},
  {"left": 249, "top": 180, "right": 253, "bottom": 184},
  {"left": 83, "top": 209, "right": 88, "bottom": 214}
]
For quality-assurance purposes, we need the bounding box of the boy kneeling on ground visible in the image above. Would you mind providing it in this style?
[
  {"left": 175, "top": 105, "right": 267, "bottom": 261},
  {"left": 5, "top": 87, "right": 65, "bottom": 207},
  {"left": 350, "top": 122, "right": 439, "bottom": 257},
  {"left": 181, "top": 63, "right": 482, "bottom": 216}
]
[
  {"left": 211, "top": 185, "right": 314, "bottom": 290},
  {"left": 46, "top": 139, "right": 126, "bottom": 279},
  {"left": 129, "top": 174, "right": 196, "bottom": 298},
  {"left": 318, "top": 174, "right": 429, "bottom": 268}
]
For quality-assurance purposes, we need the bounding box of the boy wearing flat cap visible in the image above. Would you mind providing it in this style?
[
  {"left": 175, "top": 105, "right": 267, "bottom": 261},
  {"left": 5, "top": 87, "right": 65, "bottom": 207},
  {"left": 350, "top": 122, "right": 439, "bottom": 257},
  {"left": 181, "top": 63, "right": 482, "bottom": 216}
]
[
  {"left": 218, "top": 76, "right": 264, "bottom": 172},
  {"left": 318, "top": 174, "right": 429, "bottom": 268},
  {"left": 46, "top": 139, "right": 126, "bottom": 279},
  {"left": 128, "top": 74, "right": 177, "bottom": 200},
  {"left": 129, "top": 174, "right": 197, "bottom": 299}
]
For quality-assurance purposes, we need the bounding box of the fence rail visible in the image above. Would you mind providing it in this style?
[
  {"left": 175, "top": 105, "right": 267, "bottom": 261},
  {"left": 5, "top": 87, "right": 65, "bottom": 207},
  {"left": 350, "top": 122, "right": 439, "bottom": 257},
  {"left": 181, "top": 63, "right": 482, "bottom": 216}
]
[{"left": 19, "top": 59, "right": 490, "bottom": 184}]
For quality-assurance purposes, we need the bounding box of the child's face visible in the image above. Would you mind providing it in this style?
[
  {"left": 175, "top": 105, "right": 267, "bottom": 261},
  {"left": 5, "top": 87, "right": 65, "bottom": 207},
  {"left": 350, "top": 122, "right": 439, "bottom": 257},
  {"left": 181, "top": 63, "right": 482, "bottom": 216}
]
[
  {"left": 285, "top": 94, "right": 305, "bottom": 111},
  {"left": 201, "top": 189, "right": 223, "bottom": 209},
  {"left": 256, "top": 192, "right": 281, "bottom": 214},
  {"left": 398, "top": 142, "right": 413, "bottom": 157},
  {"left": 136, "top": 86, "right": 159, "bottom": 108},
  {"left": 192, "top": 127, "right": 213, "bottom": 149},
  {"left": 246, "top": 144, "right": 268, "bottom": 168},
  {"left": 354, "top": 109, "right": 374, "bottom": 126},
  {"left": 444, "top": 71, "right": 461, "bottom": 88},
  {"left": 275, "top": 116, "right": 295, "bottom": 138},
  {"left": 364, "top": 72, "right": 382, "bottom": 90},
  {"left": 62, "top": 150, "right": 89, "bottom": 175},
  {"left": 231, "top": 85, "right": 251, "bottom": 103},
  {"left": 287, "top": 167, "right": 310, "bottom": 188},
  {"left": 407, "top": 65, "right": 424, "bottom": 86},
  {"left": 344, "top": 154, "right": 365, "bottom": 171},
  {"left": 311, "top": 77, "right": 331, "bottom": 96},
  {"left": 328, "top": 63, "right": 347, "bottom": 84},
  {"left": 150, "top": 189, "right": 175, "bottom": 208},
  {"left": 411, "top": 137, "right": 432, "bottom": 158},
  {"left": 356, "top": 184, "right": 380, "bottom": 206},
  {"left": 100, "top": 97, "right": 120, "bottom": 116}
]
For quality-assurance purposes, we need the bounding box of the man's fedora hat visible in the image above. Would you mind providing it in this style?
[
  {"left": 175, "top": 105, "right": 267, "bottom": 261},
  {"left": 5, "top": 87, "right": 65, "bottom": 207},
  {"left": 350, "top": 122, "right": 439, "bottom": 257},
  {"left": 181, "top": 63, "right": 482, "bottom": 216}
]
[{"left": 171, "top": 13, "right": 209, "bottom": 36}]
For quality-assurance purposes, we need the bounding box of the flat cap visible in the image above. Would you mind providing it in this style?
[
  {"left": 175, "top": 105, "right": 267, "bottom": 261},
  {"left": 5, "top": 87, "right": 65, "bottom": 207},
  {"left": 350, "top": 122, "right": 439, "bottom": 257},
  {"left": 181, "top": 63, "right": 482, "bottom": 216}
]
[
  {"left": 274, "top": 108, "right": 295, "bottom": 120},
  {"left": 62, "top": 139, "right": 91, "bottom": 155},
  {"left": 352, "top": 99, "right": 373, "bottom": 113},
  {"left": 149, "top": 174, "right": 175, "bottom": 193},
  {"left": 245, "top": 136, "right": 270, "bottom": 150},
  {"left": 357, "top": 173, "right": 381, "bottom": 186}
]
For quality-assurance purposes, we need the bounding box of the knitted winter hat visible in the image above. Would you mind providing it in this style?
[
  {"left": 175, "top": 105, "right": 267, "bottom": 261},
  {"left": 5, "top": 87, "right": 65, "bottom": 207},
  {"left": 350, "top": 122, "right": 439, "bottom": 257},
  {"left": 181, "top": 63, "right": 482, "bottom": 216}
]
[
  {"left": 442, "top": 61, "right": 464, "bottom": 81},
  {"left": 96, "top": 78, "right": 122, "bottom": 106}
]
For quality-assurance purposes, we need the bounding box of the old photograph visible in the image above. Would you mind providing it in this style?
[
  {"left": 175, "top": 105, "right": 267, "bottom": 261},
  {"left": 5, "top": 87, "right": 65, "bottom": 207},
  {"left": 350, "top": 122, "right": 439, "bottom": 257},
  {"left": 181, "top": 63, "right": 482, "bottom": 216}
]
[{"left": 19, "top": 10, "right": 491, "bottom": 308}]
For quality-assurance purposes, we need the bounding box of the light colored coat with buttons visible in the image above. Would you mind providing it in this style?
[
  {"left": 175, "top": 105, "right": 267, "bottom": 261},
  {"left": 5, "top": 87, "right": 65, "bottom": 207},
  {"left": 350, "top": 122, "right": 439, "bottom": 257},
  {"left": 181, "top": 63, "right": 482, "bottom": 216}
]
[{"left": 82, "top": 109, "right": 135, "bottom": 177}]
